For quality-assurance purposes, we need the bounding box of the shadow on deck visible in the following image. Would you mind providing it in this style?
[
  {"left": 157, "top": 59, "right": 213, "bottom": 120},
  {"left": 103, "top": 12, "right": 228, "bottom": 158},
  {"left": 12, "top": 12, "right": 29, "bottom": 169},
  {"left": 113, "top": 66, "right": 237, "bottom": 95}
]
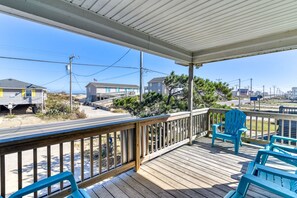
[{"left": 86, "top": 137, "right": 282, "bottom": 198}]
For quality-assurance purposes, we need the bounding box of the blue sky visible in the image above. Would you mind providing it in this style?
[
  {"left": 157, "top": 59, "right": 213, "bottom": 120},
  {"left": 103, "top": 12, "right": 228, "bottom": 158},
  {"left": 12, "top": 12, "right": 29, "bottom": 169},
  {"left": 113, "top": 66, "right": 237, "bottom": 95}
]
[{"left": 0, "top": 12, "right": 296, "bottom": 93}]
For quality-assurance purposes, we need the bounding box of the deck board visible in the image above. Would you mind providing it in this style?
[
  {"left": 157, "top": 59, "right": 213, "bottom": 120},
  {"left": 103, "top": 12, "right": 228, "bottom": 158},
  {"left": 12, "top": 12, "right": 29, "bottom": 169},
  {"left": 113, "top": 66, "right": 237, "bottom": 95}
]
[{"left": 88, "top": 137, "right": 287, "bottom": 198}]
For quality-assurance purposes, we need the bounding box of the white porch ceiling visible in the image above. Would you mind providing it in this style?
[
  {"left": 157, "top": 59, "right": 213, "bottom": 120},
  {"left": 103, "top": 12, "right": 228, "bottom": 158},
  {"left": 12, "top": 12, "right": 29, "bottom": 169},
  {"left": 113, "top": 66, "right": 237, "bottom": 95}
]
[{"left": 1, "top": 0, "right": 297, "bottom": 65}]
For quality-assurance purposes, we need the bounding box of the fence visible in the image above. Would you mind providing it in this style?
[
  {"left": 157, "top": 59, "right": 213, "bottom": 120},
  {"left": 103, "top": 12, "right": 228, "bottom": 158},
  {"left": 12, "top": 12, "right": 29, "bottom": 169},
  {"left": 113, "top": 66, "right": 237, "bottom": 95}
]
[{"left": 0, "top": 109, "right": 208, "bottom": 197}]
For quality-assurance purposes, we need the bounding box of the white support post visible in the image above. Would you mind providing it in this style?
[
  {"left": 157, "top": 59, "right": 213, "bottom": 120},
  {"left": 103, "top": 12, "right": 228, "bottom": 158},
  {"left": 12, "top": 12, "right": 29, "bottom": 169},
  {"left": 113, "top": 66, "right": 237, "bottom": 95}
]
[{"left": 188, "top": 63, "right": 194, "bottom": 145}]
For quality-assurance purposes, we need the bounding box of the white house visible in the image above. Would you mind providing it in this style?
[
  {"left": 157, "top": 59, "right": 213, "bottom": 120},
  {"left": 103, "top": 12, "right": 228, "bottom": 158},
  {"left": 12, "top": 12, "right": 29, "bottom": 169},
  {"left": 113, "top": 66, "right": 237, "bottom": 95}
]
[{"left": 86, "top": 82, "right": 139, "bottom": 102}]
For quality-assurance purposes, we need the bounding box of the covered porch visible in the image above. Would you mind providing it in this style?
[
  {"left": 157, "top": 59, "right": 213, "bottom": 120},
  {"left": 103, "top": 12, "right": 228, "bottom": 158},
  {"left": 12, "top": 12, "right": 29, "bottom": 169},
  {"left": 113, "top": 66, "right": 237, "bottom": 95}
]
[
  {"left": 1, "top": 108, "right": 297, "bottom": 197},
  {"left": 1, "top": 1, "right": 297, "bottom": 197},
  {"left": 86, "top": 137, "right": 284, "bottom": 198}
]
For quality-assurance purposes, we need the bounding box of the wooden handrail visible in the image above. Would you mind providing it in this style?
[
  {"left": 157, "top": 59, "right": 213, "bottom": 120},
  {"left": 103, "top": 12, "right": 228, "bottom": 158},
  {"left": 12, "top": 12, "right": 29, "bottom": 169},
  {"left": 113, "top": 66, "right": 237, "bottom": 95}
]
[{"left": 0, "top": 108, "right": 209, "bottom": 197}]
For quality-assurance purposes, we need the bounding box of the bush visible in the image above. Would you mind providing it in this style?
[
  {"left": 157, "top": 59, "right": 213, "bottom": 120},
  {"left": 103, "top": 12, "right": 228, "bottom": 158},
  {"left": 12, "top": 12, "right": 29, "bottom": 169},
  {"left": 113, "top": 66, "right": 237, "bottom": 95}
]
[{"left": 37, "top": 93, "right": 86, "bottom": 120}]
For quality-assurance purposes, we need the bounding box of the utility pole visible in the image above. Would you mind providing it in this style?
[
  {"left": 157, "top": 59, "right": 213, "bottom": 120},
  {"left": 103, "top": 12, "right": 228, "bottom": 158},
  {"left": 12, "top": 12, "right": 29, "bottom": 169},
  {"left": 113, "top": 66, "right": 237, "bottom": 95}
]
[
  {"left": 238, "top": 79, "right": 241, "bottom": 109},
  {"left": 140, "top": 51, "right": 143, "bottom": 102},
  {"left": 68, "top": 55, "right": 75, "bottom": 112},
  {"left": 273, "top": 85, "right": 276, "bottom": 97},
  {"left": 263, "top": 85, "right": 265, "bottom": 99},
  {"left": 250, "top": 78, "right": 253, "bottom": 96}
]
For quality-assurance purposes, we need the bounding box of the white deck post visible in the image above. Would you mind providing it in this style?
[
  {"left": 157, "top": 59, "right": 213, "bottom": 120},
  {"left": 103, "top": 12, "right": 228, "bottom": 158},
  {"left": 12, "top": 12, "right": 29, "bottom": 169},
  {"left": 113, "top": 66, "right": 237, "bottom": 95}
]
[{"left": 188, "top": 63, "right": 194, "bottom": 145}]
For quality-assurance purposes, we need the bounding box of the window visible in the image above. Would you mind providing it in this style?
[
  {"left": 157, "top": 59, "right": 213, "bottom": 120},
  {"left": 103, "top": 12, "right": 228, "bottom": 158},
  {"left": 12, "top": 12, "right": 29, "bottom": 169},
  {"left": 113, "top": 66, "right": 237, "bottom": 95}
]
[
  {"left": 25, "top": 89, "right": 32, "bottom": 97},
  {"left": 158, "top": 82, "right": 161, "bottom": 86},
  {"left": 117, "top": 88, "right": 120, "bottom": 92},
  {"left": 105, "top": 88, "right": 111, "bottom": 93}
]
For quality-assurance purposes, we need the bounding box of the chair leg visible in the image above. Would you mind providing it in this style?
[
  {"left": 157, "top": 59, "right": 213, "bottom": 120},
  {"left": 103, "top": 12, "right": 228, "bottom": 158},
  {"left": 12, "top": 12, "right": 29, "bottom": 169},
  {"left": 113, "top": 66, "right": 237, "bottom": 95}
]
[
  {"left": 212, "top": 134, "right": 216, "bottom": 147},
  {"left": 235, "top": 140, "right": 239, "bottom": 155}
]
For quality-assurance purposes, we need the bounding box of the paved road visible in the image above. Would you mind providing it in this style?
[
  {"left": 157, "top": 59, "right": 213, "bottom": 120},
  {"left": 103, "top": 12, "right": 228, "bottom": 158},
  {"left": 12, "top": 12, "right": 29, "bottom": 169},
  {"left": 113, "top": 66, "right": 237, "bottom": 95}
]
[
  {"left": 218, "top": 99, "right": 250, "bottom": 106},
  {"left": 0, "top": 114, "right": 133, "bottom": 140}
]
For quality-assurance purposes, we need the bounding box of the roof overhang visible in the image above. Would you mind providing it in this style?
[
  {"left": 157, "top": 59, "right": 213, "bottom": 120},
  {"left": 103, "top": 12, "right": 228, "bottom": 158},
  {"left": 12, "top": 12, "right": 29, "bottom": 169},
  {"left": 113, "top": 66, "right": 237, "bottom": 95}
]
[{"left": 1, "top": 0, "right": 297, "bottom": 65}]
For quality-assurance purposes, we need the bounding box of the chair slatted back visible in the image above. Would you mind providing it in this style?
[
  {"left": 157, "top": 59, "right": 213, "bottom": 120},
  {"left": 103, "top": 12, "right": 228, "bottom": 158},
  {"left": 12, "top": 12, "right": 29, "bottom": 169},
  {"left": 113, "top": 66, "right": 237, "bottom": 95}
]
[{"left": 224, "top": 109, "right": 246, "bottom": 135}]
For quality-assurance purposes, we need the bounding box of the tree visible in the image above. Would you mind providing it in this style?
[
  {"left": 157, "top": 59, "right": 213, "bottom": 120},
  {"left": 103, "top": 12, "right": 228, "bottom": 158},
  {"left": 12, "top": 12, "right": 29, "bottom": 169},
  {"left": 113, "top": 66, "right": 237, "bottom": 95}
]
[{"left": 113, "top": 72, "right": 232, "bottom": 117}]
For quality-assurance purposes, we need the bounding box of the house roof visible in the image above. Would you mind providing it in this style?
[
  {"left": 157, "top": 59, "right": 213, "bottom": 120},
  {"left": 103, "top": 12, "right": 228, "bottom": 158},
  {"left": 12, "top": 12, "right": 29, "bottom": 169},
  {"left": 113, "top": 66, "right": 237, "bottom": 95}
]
[
  {"left": 86, "top": 82, "right": 139, "bottom": 89},
  {"left": 148, "top": 77, "right": 166, "bottom": 83},
  {"left": 0, "top": 78, "right": 46, "bottom": 89}
]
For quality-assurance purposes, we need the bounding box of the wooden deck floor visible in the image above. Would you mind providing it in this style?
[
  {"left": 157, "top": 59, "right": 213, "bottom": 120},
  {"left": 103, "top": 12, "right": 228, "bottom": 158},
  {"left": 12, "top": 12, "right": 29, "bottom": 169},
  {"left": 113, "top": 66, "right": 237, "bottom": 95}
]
[{"left": 85, "top": 137, "right": 285, "bottom": 198}]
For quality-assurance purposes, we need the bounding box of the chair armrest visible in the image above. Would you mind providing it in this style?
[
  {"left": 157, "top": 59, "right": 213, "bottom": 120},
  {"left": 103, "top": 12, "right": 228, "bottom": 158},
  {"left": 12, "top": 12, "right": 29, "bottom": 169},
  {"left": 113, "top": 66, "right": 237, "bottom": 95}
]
[
  {"left": 269, "top": 144, "right": 297, "bottom": 154},
  {"left": 255, "top": 149, "right": 297, "bottom": 164},
  {"left": 255, "top": 164, "right": 297, "bottom": 180},
  {"left": 236, "top": 127, "right": 247, "bottom": 137},
  {"left": 10, "top": 171, "right": 78, "bottom": 198},
  {"left": 212, "top": 123, "right": 224, "bottom": 128},
  {"left": 238, "top": 174, "right": 297, "bottom": 198},
  {"left": 270, "top": 135, "right": 297, "bottom": 145},
  {"left": 212, "top": 123, "right": 224, "bottom": 134}
]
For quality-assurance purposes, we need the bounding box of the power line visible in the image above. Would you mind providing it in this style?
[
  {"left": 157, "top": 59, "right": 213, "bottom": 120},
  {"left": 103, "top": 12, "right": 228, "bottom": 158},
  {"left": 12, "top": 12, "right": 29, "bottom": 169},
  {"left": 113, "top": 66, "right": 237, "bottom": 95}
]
[
  {"left": 73, "top": 73, "right": 85, "bottom": 92},
  {"left": 41, "top": 74, "right": 69, "bottom": 86},
  {"left": 0, "top": 55, "right": 170, "bottom": 75},
  {"left": 74, "top": 49, "right": 131, "bottom": 77},
  {"left": 0, "top": 55, "right": 138, "bottom": 70},
  {"left": 143, "top": 68, "right": 168, "bottom": 75},
  {"left": 100, "top": 71, "right": 139, "bottom": 81}
]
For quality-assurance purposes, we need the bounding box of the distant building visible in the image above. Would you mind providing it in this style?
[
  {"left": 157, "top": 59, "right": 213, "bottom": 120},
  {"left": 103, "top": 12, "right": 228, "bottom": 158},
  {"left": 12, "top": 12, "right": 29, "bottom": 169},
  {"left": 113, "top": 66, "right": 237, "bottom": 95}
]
[
  {"left": 86, "top": 82, "right": 139, "bottom": 102},
  {"left": 147, "top": 77, "right": 168, "bottom": 94},
  {"left": 291, "top": 87, "right": 297, "bottom": 99},
  {"left": 0, "top": 78, "right": 46, "bottom": 112},
  {"left": 232, "top": 88, "right": 249, "bottom": 97}
]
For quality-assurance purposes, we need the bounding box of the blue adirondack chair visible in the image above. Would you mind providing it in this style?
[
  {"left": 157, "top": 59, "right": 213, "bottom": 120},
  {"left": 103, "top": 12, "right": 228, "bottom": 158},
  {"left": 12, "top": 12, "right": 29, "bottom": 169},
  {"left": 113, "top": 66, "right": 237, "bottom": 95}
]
[
  {"left": 225, "top": 149, "right": 297, "bottom": 198},
  {"left": 9, "top": 171, "right": 90, "bottom": 198},
  {"left": 261, "top": 135, "right": 297, "bottom": 166},
  {"left": 212, "top": 109, "right": 247, "bottom": 154}
]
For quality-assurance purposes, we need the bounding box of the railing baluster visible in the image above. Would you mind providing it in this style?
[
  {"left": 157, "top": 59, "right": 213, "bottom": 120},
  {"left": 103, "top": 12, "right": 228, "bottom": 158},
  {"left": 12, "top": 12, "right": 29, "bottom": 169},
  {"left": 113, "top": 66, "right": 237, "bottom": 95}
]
[
  {"left": 176, "top": 120, "right": 181, "bottom": 142},
  {"left": 179, "top": 119, "right": 184, "bottom": 140},
  {"left": 212, "top": 113, "right": 214, "bottom": 128},
  {"left": 71, "top": 141, "right": 74, "bottom": 174},
  {"left": 106, "top": 133, "right": 110, "bottom": 170},
  {"left": 261, "top": 117, "right": 264, "bottom": 140},
  {"left": 274, "top": 118, "right": 277, "bottom": 137},
  {"left": 281, "top": 119, "right": 284, "bottom": 144},
  {"left": 249, "top": 115, "right": 252, "bottom": 138},
  {"left": 1, "top": 155, "right": 5, "bottom": 197},
  {"left": 81, "top": 138, "right": 84, "bottom": 181},
  {"left": 174, "top": 121, "right": 177, "bottom": 144},
  {"left": 146, "top": 126, "right": 149, "bottom": 154},
  {"left": 141, "top": 126, "right": 144, "bottom": 157},
  {"left": 162, "top": 122, "right": 166, "bottom": 148},
  {"left": 33, "top": 148, "right": 37, "bottom": 198},
  {"left": 18, "top": 152, "right": 22, "bottom": 190},
  {"left": 155, "top": 124, "right": 158, "bottom": 151},
  {"left": 99, "top": 135, "right": 102, "bottom": 174},
  {"left": 219, "top": 113, "right": 222, "bottom": 132},
  {"left": 289, "top": 120, "right": 292, "bottom": 146},
  {"left": 192, "top": 116, "right": 195, "bottom": 134},
  {"left": 150, "top": 125, "right": 153, "bottom": 152},
  {"left": 268, "top": 117, "right": 271, "bottom": 141},
  {"left": 127, "top": 129, "right": 130, "bottom": 162},
  {"left": 114, "top": 132, "right": 117, "bottom": 168},
  {"left": 255, "top": 116, "right": 258, "bottom": 139},
  {"left": 59, "top": 143, "right": 64, "bottom": 189},
  {"left": 159, "top": 123, "right": 162, "bottom": 149},
  {"left": 90, "top": 137, "right": 94, "bottom": 176},
  {"left": 47, "top": 145, "right": 51, "bottom": 195}
]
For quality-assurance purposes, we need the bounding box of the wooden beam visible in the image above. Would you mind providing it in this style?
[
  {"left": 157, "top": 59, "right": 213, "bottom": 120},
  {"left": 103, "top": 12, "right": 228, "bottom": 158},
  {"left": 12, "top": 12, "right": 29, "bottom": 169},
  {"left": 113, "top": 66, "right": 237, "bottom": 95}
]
[
  {"left": 135, "top": 122, "right": 141, "bottom": 172},
  {"left": 188, "top": 64, "right": 194, "bottom": 145}
]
